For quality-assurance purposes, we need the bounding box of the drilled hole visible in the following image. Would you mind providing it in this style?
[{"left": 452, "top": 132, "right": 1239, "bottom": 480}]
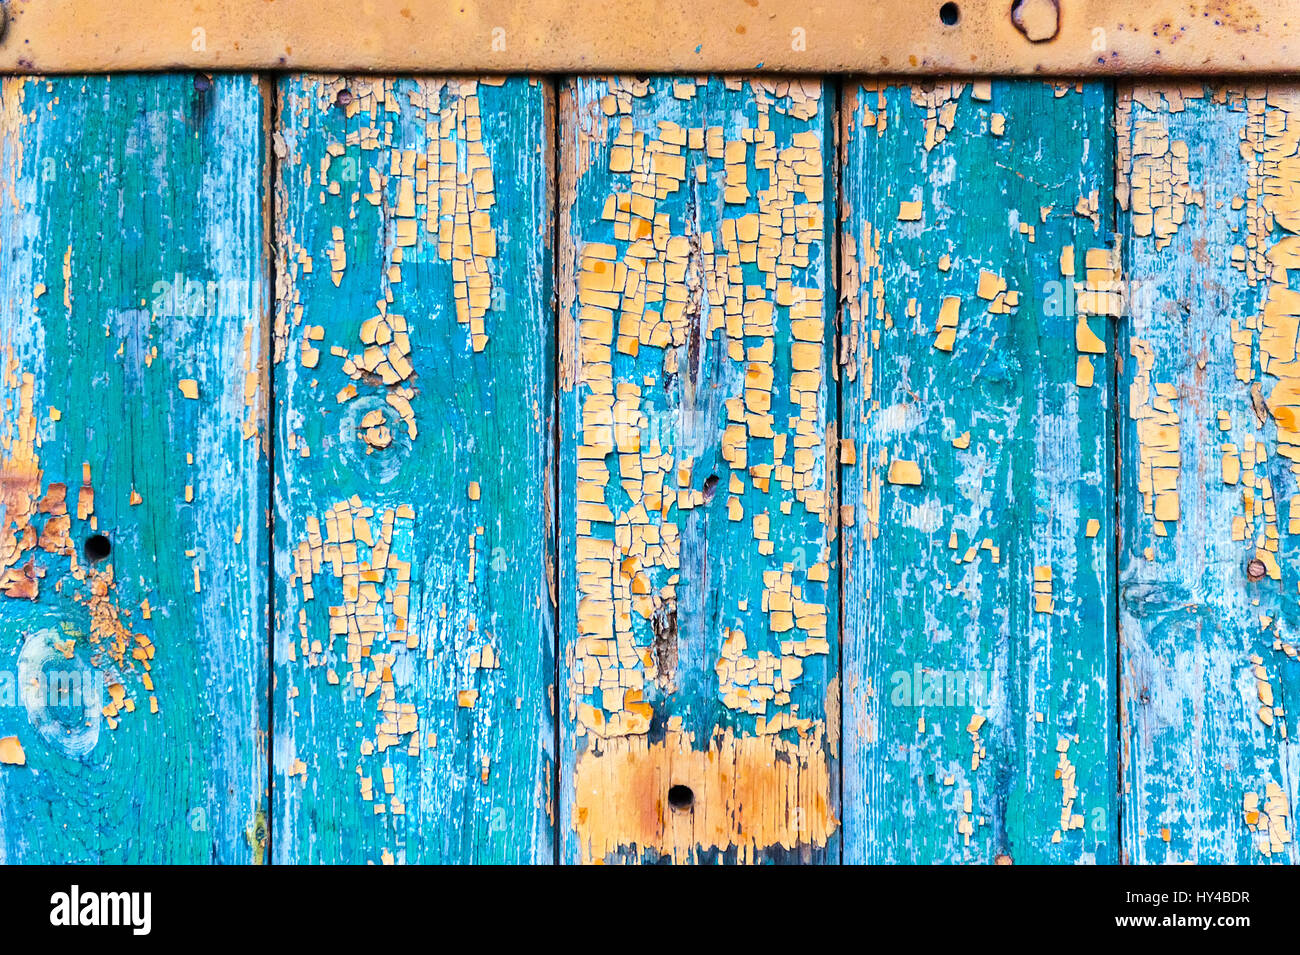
[
  {"left": 939, "top": 2, "right": 960, "bottom": 25},
  {"left": 702, "top": 473, "right": 719, "bottom": 503},
  {"left": 667, "top": 784, "right": 694, "bottom": 811},
  {"left": 335, "top": 88, "right": 354, "bottom": 108},
  {"left": 193, "top": 73, "right": 213, "bottom": 93},
  {"left": 1247, "top": 558, "right": 1266, "bottom": 581},
  {"left": 83, "top": 534, "right": 111, "bottom": 563}
]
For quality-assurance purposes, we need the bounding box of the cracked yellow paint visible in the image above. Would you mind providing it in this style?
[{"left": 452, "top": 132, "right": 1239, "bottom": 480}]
[
  {"left": 910, "top": 83, "right": 965, "bottom": 152},
  {"left": 1129, "top": 338, "right": 1182, "bottom": 530},
  {"left": 1213, "top": 87, "right": 1300, "bottom": 579},
  {"left": 276, "top": 77, "right": 504, "bottom": 461},
  {"left": 1073, "top": 244, "right": 1120, "bottom": 394},
  {"left": 285, "top": 497, "right": 432, "bottom": 812},
  {"left": 568, "top": 80, "right": 829, "bottom": 742},
  {"left": 1052, "top": 737, "right": 1087, "bottom": 843},
  {"left": 1243, "top": 783, "right": 1292, "bottom": 858},
  {"left": 1033, "top": 565, "right": 1054, "bottom": 614}
]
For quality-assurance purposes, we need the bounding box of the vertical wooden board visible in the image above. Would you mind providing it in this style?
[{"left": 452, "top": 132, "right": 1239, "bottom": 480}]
[
  {"left": 1117, "top": 86, "right": 1300, "bottom": 863},
  {"left": 0, "top": 75, "right": 269, "bottom": 862},
  {"left": 840, "top": 82, "right": 1118, "bottom": 863},
  {"left": 558, "top": 77, "right": 838, "bottom": 864},
  {"left": 272, "top": 76, "right": 555, "bottom": 864}
]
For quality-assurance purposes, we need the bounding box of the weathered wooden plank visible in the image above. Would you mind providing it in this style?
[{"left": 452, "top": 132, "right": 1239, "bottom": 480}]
[
  {"left": 1117, "top": 85, "right": 1300, "bottom": 863},
  {"left": 558, "top": 77, "right": 838, "bottom": 864},
  {"left": 0, "top": 75, "right": 270, "bottom": 862},
  {"left": 840, "top": 81, "right": 1119, "bottom": 863},
  {"left": 271, "top": 76, "right": 556, "bottom": 864}
]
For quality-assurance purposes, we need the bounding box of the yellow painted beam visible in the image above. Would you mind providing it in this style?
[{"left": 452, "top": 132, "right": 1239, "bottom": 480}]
[{"left": 0, "top": 0, "right": 1296, "bottom": 75}]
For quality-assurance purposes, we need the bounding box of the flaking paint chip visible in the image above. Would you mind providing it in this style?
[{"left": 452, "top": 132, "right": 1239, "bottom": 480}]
[
  {"left": 1076, "top": 355, "right": 1094, "bottom": 388},
  {"left": 1075, "top": 317, "right": 1106, "bottom": 354},
  {"left": 0, "top": 736, "right": 25, "bottom": 765},
  {"left": 887, "top": 459, "right": 922, "bottom": 485},
  {"left": 178, "top": 379, "right": 199, "bottom": 399},
  {"left": 976, "top": 270, "right": 1005, "bottom": 300}
]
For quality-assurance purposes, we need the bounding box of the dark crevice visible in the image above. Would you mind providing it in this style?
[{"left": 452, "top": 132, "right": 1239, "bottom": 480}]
[
  {"left": 1110, "top": 80, "right": 1125, "bottom": 863},
  {"left": 263, "top": 74, "right": 279, "bottom": 867},
  {"left": 650, "top": 599, "right": 679, "bottom": 692},
  {"left": 549, "top": 76, "right": 564, "bottom": 867},
  {"left": 833, "top": 76, "right": 845, "bottom": 866}
]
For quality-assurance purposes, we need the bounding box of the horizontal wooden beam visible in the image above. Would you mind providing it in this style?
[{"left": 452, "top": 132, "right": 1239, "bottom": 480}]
[{"left": 0, "top": 0, "right": 1296, "bottom": 75}]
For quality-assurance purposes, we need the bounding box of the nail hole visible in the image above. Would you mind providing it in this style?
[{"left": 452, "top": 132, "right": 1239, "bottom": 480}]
[
  {"left": 335, "top": 88, "right": 354, "bottom": 108},
  {"left": 1246, "top": 558, "right": 1266, "bottom": 581},
  {"left": 193, "top": 73, "right": 213, "bottom": 93},
  {"left": 667, "top": 784, "right": 694, "bottom": 811},
  {"left": 939, "top": 2, "right": 960, "bottom": 26},
  {"left": 83, "top": 534, "right": 111, "bottom": 563}
]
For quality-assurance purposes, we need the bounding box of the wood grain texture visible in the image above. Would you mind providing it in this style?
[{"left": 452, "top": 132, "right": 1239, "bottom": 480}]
[
  {"left": 558, "top": 77, "right": 838, "bottom": 864},
  {"left": 840, "top": 81, "right": 1119, "bottom": 863},
  {"left": 271, "top": 76, "right": 556, "bottom": 864},
  {"left": 1117, "top": 85, "right": 1300, "bottom": 863},
  {"left": 0, "top": 75, "right": 270, "bottom": 862},
  {"left": 3, "top": 72, "right": 1293, "bottom": 867}
]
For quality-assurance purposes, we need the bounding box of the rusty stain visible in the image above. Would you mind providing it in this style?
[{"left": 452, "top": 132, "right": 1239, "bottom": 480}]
[
  {"left": 0, "top": 349, "right": 159, "bottom": 726},
  {"left": 571, "top": 724, "right": 835, "bottom": 863}
]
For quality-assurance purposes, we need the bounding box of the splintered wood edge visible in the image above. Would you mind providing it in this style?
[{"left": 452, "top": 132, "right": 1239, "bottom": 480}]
[{"left": 0, "top": 0, "right": 1298, "bottom": 75}]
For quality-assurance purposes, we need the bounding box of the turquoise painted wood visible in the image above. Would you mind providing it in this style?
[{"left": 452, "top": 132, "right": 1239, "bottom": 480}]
[
  {"left": 1117, "top": 85, "right": 1300, "bottom": 864},
  {"left": 840, "top": 81, "right": 1119, "bottom": 863},
  {"left": 2, "top": 71, "right": 1293, "bottom": 868},
  {"left": 271, "top": 76, "right": 556, "bottom": 864},
  {"left": 558, "top": 77, "right": 838, "bottom": 864},
  {"left": 0, "top": 75, "right": 270, "bottom": 862}
]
